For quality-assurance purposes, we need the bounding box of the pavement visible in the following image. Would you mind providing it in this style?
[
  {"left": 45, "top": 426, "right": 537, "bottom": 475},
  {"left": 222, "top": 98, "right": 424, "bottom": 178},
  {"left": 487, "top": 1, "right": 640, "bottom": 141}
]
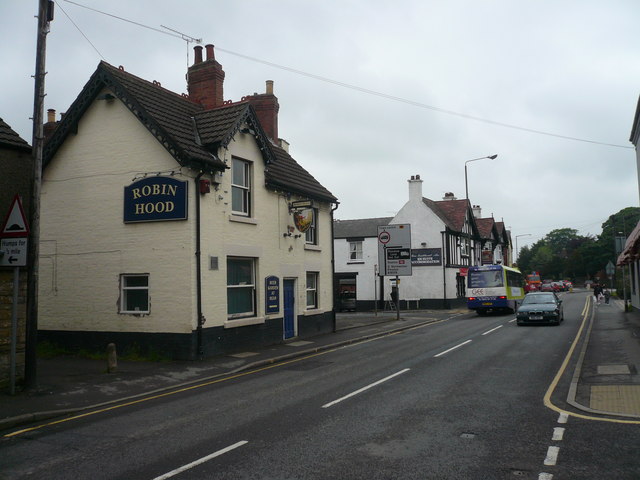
[{"left": 2, "top": 293, "right": 640, "bottom": 434}]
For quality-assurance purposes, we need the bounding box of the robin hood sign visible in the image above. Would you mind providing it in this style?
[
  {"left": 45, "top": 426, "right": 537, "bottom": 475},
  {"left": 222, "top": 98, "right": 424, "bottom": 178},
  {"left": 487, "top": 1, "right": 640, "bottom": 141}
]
[{"left": 124, "top": 177, "right": 188, "bottom": 223}]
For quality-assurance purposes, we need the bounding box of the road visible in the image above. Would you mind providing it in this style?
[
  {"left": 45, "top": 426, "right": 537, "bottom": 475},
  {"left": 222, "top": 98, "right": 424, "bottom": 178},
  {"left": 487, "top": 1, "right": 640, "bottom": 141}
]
[{"left": 2, "top": 291, "right": 639, "bottom": 479}]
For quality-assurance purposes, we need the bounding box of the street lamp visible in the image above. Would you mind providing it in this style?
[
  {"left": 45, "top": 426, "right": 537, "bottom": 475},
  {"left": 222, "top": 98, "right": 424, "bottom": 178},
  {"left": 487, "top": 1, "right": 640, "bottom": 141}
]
[
  {"left": 515, "top": 234, "right": 532, "bottom": 262},
  {"left": 465, "top": 154, "right": 498, "bottom": 200}
]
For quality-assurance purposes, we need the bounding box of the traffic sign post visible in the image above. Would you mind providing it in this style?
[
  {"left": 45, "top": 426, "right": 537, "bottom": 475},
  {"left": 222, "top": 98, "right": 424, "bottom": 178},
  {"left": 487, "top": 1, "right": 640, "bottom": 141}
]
[
  {"left": 1, "top": 194, "right": 30, "bottom": 395},
  {"left": 377, "top": 224, "right": 412, "bottom": 320}
]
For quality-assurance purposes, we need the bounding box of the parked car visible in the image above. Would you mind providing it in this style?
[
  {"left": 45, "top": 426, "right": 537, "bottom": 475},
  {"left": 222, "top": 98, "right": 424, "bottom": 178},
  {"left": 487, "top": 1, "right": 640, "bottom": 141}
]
[
  {"left": 516, "top": 292, "right": 564, "bottom": 326},
  {"left": 540, "top": 283, "right": 555, "bottom": 292}
]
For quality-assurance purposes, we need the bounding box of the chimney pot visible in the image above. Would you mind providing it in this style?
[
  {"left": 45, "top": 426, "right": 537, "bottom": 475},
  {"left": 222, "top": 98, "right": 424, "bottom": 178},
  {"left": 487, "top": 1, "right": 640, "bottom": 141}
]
[
  {"left": 266, "top": 80, "right": 274, "bottom": 95},
  {"left": 205, "top": 44, "right": 215, "bottom": 61},
  {"left": 194, "top": 45, "right": 203, "bottom": 64},
  {"left": 47, "top": 108, "right": 56, "bottom": 123}
]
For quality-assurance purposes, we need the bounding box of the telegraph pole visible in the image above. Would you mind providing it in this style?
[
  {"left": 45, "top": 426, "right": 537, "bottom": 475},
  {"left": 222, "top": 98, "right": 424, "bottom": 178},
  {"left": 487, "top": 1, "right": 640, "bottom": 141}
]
[{"left": 25, "top": 0, "right": 53, "bottom": 388}]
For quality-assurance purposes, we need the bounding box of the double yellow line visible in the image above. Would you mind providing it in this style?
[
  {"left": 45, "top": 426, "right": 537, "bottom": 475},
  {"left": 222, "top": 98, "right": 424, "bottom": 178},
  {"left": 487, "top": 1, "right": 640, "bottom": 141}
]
[{"left": 543, "top": 295, "right": 640, "bottom": 424}]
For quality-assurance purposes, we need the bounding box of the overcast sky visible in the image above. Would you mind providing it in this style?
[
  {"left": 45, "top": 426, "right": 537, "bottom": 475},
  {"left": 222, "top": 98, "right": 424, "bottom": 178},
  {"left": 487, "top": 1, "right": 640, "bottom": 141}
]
[{"left": 2, "top": 1, "right": 638, "bottom": 253}]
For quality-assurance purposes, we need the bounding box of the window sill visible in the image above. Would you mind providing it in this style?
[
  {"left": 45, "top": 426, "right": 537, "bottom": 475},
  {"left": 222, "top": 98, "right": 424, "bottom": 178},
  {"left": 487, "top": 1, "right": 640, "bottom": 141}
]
[
  {"left": 304, "top": 244, "right": 321, "bottom": 252},
  {"left": 224, "top": 316, "right": 266, "bottom": 328},
  {"left": 229, "top": 215, "right": 258, "bottom": 225},
  {"left": 347, "top": 261, "right": 364, "bottom": 264},
  {"left": 303, "top": 308, "right": 325, "bottom": 316}
]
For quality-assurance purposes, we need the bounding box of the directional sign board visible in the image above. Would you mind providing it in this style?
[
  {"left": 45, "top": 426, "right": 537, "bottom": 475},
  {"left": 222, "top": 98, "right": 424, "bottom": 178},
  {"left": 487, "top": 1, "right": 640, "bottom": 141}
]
[
  {"left": 0, "top": 237, "right": 28, "bottom": 267},
  {"left": 377, "top": 224, "right": 412, "bottom": 276}
]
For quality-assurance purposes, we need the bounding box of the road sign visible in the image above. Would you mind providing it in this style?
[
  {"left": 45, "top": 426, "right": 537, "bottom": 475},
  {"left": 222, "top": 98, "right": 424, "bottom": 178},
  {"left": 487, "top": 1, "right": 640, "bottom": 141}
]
[
  {"left": 1, "top": 195, "right": 29, "bottom": 238},
  {"left": 605, "top": 260, "right": 615, "bottom": 276},
  {"left": 377, "top": 224, "right": 412, "bottom": 276},
  {"left": 1, "top": 237, "right": 28, "bottom": 267}
]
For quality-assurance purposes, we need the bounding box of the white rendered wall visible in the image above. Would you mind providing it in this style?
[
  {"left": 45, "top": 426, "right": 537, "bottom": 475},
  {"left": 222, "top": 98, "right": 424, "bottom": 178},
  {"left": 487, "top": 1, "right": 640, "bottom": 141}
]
[
  {"left": 39, "top": 94, "right": 196, "bottom": 334},
  {"left": 39, "top": 93, "right": 334, "bottom": 336}
]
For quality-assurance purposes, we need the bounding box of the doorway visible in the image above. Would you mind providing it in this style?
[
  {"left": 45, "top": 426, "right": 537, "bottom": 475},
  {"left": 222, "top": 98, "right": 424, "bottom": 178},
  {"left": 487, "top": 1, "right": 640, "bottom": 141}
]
[{"left": 283, "top": 279, "right": 296, "bottom": 339}]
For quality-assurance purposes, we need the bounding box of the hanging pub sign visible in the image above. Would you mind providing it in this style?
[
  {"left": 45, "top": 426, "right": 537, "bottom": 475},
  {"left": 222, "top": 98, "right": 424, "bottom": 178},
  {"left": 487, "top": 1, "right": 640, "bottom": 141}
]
[
  {"left": 265, "top": 275, "right": 280, "bottom": 314},
  {"left": 123, "top": 177, "right": 187, "bottom": 223},
  {"left": 294, "top": 208, "right": 314, "bottom": 233},
  {"left": 481, "top": 250, "right": 494, "bottom": 265}
]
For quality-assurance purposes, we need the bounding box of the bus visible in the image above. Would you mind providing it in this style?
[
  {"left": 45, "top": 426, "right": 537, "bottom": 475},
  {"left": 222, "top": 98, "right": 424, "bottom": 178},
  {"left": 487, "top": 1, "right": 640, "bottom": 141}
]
[{"left": 467, "top": 265, "right": 525, "bottom": 315}]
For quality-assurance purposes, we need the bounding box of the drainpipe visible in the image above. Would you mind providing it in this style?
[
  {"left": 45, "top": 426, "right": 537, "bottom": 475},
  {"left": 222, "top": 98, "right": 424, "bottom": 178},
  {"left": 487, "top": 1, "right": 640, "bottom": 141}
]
[
  {"left": 330, "top": 201, "right": 340, "bottom": 332},
  {"left": 195, "top": 171, "right": 205, "bottom": 359}
]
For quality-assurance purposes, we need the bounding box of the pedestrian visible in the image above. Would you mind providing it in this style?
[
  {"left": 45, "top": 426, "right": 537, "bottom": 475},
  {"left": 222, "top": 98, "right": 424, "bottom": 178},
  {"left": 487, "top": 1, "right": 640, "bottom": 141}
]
[
  {"left": 593, "top": 283, "right": 603, "bottom": 305},
  {"left": 604, "top": 288, "right": 610, "bottom": 304}
]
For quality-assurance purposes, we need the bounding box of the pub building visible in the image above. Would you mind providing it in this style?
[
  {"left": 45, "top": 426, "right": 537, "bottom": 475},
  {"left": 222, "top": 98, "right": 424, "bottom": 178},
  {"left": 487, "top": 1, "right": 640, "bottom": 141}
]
[{"left": 39, "top": 44, "right": 338, "bottom": 359}]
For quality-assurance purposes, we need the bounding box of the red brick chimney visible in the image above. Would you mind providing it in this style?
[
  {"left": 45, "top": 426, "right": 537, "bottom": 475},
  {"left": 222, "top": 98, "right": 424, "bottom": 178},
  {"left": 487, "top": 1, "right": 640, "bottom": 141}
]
[
  {"left": 187, "top": 44, "right": 225, "bottom": 109},
  {"left": 246, "top": 80, "right": 279, "bottom": 142}
]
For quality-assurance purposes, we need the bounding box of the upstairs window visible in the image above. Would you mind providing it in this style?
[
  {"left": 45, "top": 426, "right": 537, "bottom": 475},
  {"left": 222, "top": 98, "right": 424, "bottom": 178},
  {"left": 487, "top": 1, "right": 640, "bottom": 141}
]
[
  {"left": 349, "top": 241, "right": 363, "bottom": 260},
  {"left": 232, "top": 158, "right": 251, "bottom": 216},
  {"left": 305, "top": 208, "right": 317, "bottom": 245}
]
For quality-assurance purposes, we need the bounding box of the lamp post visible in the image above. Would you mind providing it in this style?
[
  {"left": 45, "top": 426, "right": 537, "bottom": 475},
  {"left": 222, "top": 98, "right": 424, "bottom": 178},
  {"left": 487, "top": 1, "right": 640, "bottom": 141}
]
[
  {"left": 465, "top": 154, "right": 498, "bottom": 200},
  {"left": 515, "top": 234, "right": 532, "bottom": 262}
]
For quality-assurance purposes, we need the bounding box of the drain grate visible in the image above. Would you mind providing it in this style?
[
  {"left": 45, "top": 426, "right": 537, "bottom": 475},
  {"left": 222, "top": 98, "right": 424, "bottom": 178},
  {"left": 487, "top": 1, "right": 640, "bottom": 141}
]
[{"left": 460, "top": 432, "right": 476, "bottom": 439}]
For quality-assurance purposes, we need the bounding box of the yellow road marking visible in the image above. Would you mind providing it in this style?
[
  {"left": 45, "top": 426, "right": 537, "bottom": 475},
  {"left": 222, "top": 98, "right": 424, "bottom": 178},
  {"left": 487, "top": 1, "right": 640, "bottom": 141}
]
[
  {"left": 543, "top": 294, "right": 640, "bottom": 424},
  {"left": 5, "top": 315, "right": 453, "bottom": 438}
]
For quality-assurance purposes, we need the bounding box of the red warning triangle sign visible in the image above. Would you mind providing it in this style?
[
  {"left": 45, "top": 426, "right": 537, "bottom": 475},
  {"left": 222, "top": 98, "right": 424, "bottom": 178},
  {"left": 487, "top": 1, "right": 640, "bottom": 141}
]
[{"left": 1, "top": 194, "right": 30, "bottom": 237}]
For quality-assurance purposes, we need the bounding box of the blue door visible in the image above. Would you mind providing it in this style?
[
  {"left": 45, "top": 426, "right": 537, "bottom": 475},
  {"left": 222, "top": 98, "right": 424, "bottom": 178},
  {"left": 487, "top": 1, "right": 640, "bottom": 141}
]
[{"left": 283, "top": 279, "right": 295, "bottom": 339}]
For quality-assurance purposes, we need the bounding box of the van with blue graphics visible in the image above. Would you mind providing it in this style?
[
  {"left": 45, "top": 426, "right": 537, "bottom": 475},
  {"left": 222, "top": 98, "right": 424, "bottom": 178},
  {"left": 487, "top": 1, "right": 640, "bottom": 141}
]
[{"left": 467, "top": 265, "right": 525, "bottom": 315}]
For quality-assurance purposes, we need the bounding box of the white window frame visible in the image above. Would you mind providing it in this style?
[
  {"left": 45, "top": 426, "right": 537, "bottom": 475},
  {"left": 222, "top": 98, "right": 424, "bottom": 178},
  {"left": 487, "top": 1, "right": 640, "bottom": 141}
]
[
  {"left": 305, "top": 208, "right": 317, "bottom": 245},
  {"left": 306, "top": 272, "right": 318, "bottom": 309},
  {"left": 232, "top": 157, "right": 251, "bottom": 216},
  {"left": 227, "top": 257, "right": 257, "bottom": 319},
  {"left": 349, "top": 241, "right": 363, "bottom": 261},
  {"left": 119, "top": 274, "right": 150, "bottom": 314}
]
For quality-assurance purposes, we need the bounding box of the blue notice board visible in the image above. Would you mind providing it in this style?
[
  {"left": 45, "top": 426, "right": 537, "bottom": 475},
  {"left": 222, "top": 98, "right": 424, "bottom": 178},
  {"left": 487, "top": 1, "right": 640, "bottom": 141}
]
[
  {"left": 124, "top": 176, "right": 188, "bottom": 223},
  {"left": 265, "top": 275, "right": 280, "bottom": 314}
]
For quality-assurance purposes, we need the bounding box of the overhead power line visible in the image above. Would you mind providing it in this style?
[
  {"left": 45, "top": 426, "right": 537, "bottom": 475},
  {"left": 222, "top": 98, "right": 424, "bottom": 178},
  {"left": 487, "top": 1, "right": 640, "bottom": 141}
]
[{"left": 62, "top": 0, "right": 633, "bottom": 150}]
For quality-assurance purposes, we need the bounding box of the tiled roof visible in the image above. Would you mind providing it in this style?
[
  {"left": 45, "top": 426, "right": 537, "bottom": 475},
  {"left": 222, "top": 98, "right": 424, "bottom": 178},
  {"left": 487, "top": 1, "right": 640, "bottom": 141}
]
[
  {"left": 422, "top": 197, "right": 479, "bottom": 235},
  {"left": 267, "top": 145, "right": 337, "bottom": 202},
  {"left": 476, "top": 217, "right": 496, "bottom": 239},
  {"left": 434, "top": 198, "right": 470, "bottom": 232},
  {"left": 43, "top": 61, "right": 335, "bottom": 203},
  {"left": 194, "top": 102, "right": 250, "bottom": 146},
  {"left": 0, "top": 118, "right": 30, "bottom": 151},
  {"left": 333, "top": 217, "right": 393, "bottom": 238}
]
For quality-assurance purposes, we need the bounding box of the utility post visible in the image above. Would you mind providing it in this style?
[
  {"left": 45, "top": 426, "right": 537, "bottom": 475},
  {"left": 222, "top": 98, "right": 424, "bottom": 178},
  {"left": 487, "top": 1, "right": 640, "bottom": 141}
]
[{"left": 25, "top": 0, "right": 53, "bottom": 388}]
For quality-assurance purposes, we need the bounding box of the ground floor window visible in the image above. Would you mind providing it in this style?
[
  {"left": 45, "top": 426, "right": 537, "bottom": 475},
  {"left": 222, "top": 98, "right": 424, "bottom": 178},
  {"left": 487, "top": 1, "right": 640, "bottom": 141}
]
[
  {"left": 456, "top": 273, "right": 466, "bottom": 298},
  {"left": 306, "top": 272, "right": 318, "bottom": 309},
  {"left": 228, "top": 257, "right": 256, "bottom": 318},
  {"left": 120, "top": 274, "right": 149, "bottom": 313}
]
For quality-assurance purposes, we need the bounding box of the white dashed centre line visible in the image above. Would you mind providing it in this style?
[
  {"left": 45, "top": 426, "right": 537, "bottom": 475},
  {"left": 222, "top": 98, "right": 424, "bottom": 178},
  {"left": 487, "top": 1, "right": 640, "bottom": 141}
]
[
  {"left": 152, "top": 441, "right": 248, "bottom": 480},
  {"left": 544, "top": 446, "right": 560, "bottom": 466},
  {"left": 434, "top": 340, "right": 472, "bottom": 357},
  {"left": 481, "top": 325, "right": 503, "bottom": 335},
  {"left": 552, "top": 427, "right": 565, "bottom": 441},
  {"left": 322, "top": 368, "right": 411, "bottom": 408}
]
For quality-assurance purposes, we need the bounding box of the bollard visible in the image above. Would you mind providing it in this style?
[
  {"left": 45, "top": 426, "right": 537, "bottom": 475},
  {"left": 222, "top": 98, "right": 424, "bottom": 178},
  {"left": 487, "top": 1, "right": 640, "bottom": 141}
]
[{"left": 107, "top": 343, "right": 118, "bottom": 373}]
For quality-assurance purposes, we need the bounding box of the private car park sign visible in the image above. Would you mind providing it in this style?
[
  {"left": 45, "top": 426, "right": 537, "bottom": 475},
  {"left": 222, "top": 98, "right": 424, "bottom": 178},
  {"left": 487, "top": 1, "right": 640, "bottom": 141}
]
[{"left": 377, "top": 224, "right": 412, "bottom": 276}]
